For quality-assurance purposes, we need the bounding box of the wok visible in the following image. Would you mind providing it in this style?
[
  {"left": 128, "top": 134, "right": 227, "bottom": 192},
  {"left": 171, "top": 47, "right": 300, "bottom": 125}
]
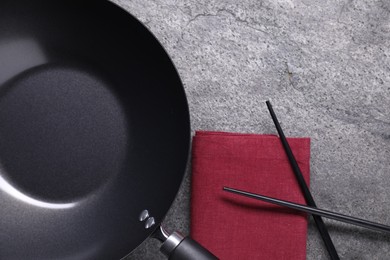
[{"left": 0, "top": 0, "right": 216, "bottom": 259}]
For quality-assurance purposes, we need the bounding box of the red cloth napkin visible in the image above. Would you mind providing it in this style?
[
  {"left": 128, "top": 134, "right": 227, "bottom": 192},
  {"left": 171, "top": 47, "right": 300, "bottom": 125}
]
[{"left": 191, "top": 131, "right": 310, "bottom": 259}]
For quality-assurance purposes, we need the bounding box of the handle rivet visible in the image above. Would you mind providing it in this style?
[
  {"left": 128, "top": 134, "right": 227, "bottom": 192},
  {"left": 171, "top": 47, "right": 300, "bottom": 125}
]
[
  {"left": 139, "top": 210, "right": 149, "bottom": 222},
  {"left": 145, "top": 217, "right": 155, "bottom": 229}
]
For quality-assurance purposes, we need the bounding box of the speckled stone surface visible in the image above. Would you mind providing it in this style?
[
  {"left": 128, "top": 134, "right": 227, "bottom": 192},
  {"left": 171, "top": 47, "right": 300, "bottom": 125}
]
[{"left": 109, "top": 0, "right": 390, "bottom": 259}]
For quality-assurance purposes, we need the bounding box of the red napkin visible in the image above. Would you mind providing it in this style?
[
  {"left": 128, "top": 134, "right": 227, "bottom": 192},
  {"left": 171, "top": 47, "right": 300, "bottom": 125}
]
[{"left": 191, "top": 131, "right": 310, "bottom": 259}]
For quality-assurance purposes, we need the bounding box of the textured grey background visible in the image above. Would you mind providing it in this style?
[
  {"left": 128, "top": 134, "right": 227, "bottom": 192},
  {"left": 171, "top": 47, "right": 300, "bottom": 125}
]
[{"left": 110, "top": 0, "right": 390, "bottom": 259}]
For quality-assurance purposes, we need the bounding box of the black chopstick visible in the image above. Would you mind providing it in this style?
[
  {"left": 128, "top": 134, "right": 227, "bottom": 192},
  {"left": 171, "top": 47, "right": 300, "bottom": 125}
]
[
  {"left": 266, "top": 100, "right": 340, "bottom": 260},
  {"left": 223, "top": 187, "right": 390, "bottom": 234}
]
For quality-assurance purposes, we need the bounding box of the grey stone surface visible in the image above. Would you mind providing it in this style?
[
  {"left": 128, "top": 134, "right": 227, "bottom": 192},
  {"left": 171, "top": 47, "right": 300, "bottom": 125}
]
[{"left": 110, "top": 0, "right": 390, "bottom": 259}]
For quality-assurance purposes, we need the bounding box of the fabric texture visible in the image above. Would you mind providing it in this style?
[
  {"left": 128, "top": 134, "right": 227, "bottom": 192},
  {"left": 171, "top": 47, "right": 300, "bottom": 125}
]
[{"left": 191, "top": 131, "right": 310, "bottom": 259}]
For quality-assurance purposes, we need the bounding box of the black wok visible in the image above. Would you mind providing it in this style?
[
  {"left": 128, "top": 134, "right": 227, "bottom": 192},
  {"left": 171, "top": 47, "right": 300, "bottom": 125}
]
[{"left": 0, "top": 0, "right": 216, "bottom": 259}]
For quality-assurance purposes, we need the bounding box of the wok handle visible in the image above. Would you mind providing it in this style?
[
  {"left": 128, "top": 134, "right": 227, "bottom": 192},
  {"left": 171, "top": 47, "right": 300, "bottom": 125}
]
[
  {"left": 160, "top": 231, "right": 218, "bottom": 260},
  {"left": 168, "top": 236, "right": 219, "bottom": 260}
]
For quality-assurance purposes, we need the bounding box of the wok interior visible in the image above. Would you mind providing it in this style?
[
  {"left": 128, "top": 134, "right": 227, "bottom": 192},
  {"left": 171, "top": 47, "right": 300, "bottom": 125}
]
[{"left": 0, "top": 1, "right": 190, "bottom": 259}]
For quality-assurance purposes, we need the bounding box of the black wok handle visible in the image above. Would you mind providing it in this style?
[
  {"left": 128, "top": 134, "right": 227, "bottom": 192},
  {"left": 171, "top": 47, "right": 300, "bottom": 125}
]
[
  {"left": 159, "top": 231, "right": 218, "bottom": 260},
  {"left": 168, "top": 236, "right": 218, "bottom": 260}
]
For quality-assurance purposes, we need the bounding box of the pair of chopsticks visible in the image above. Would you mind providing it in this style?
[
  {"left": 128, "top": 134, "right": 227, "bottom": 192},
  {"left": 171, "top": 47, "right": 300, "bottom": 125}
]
[{"left": 223, "top": 101, "right": 390, "bottom": 260}]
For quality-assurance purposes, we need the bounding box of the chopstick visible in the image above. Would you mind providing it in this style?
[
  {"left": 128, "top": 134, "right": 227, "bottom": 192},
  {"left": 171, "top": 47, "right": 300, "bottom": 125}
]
[
  {"left": 266, "top": 100, "right": 340, "bottom": 260},
  {"left": 223, "top": 187, "right": 390, "bottom": 234}
]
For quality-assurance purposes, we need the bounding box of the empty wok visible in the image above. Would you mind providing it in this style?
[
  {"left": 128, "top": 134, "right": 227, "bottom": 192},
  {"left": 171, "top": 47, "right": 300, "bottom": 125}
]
[{"left": 0, "top": 0, "right": 216, "bottom": 259}]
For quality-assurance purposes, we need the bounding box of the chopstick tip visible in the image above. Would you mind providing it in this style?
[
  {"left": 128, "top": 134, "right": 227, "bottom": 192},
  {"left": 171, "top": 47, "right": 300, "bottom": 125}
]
[{"left": 223, "top": 187, "right": 236, "bottom": 193}]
